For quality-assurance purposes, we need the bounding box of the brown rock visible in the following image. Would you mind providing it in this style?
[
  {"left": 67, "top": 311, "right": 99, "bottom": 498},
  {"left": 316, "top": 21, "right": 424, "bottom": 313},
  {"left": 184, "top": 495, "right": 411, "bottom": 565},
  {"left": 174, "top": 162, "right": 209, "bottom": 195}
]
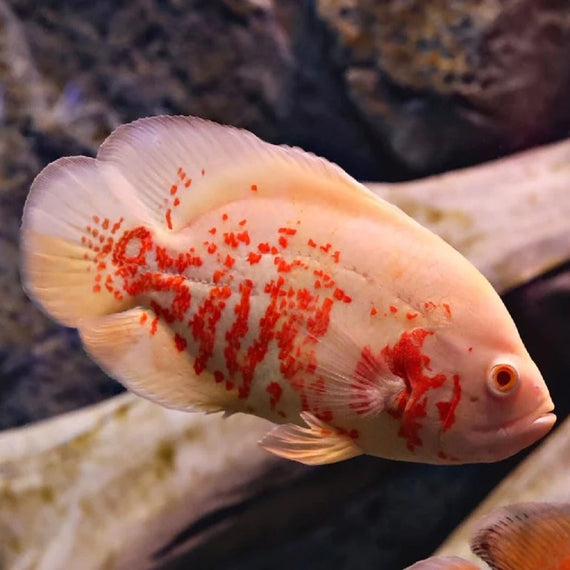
[{"left": 317, "top": 0, "right": 570, "bottom": 171}]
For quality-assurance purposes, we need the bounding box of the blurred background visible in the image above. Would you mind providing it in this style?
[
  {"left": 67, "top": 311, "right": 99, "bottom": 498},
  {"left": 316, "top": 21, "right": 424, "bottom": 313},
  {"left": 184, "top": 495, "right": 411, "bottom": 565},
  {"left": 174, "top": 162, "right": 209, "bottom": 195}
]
[{"left": 0, "top": 1, "right": 569, "bottom": 568}]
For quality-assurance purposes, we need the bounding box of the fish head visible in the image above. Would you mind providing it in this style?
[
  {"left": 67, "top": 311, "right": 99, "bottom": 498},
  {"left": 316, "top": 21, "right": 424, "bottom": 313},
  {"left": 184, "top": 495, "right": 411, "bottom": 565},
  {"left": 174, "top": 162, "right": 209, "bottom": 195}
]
[{"left": 432, "top": 299, "right": 555, "bottom": 463}]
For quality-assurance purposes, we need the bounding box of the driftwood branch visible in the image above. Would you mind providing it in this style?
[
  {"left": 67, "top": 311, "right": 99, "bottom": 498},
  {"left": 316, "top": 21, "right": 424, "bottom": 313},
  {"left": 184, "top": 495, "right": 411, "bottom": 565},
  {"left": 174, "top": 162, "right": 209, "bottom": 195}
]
[
  {"left": 367, "top": 139, "right": 570, "bottom": 293},
  {"left": 1, "top": 140, "right": 569, "bottom": 569}
]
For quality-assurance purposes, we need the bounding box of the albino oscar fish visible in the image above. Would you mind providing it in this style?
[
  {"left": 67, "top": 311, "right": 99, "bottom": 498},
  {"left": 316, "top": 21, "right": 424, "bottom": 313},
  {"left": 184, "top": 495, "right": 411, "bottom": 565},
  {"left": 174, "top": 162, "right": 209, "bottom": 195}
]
[
  {"left": 406, "top": 501, "right": 570, "bottom": 570},
  {"left": 20, "top": 116, "right": 555, "bottom": 465}
]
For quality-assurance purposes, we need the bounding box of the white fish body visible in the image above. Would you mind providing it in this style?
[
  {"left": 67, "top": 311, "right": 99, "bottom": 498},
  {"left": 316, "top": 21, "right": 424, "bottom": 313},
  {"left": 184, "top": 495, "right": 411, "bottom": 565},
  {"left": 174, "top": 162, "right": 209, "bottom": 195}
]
[{"left": 20, "top": 116, "right": 555, "bottom": 465}]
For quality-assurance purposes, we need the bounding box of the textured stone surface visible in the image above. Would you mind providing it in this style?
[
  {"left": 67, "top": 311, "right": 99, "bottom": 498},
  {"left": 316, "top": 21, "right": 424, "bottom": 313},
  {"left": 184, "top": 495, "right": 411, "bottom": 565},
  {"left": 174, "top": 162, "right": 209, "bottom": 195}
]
[{"left": 317, "top": 0, "right": 570, "bottom": 171}]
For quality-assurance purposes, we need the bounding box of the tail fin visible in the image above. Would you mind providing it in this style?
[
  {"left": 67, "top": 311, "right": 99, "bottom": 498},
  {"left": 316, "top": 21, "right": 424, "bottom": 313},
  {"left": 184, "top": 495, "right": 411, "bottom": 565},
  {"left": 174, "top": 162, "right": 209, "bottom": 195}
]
[{"left": 21, "top": 156, "right": 148, "bottom": 327}]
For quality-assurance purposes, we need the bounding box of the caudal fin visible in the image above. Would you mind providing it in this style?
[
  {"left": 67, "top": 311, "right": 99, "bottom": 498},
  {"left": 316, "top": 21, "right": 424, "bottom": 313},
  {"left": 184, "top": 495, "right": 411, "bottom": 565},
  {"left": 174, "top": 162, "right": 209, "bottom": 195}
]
[{"left": 20, "top": 156, "right": 151, "bottom": 327}]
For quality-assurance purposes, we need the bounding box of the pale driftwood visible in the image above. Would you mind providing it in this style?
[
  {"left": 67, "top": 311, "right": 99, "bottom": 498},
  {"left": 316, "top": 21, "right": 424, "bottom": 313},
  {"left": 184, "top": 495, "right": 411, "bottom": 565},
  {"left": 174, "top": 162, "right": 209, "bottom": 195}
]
[
  {"left": 367, "top": 139, "right": 570, "bottom": 293},
  {"left": 433, "top": 416, "right": 570, "bottom": 565},
  {"left": 0, "top": 394, "right": 276, "bottom": 569},
  {"left": 1, "top": 140, "right": 569, "bottom": 569}
]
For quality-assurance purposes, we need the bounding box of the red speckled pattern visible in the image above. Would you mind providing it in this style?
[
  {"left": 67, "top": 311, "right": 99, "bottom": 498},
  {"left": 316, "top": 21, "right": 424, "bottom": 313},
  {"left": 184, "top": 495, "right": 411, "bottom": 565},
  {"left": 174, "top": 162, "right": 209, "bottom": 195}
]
[{"left": 77, "top": 163, "right": 461, "bottom": 449}]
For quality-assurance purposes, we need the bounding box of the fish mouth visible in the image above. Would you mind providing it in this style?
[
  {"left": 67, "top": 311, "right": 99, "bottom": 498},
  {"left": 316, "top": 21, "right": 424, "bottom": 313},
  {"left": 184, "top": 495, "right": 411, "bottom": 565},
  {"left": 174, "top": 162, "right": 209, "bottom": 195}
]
[
  {"left": 498, "top": 410, "right": 556, "bottom": 441},
  {"left": 441, "top": 402, "right": 556, "bottom": 463},
  {"left": 488, "top": 403, "right": 556, "bottom": 459}
]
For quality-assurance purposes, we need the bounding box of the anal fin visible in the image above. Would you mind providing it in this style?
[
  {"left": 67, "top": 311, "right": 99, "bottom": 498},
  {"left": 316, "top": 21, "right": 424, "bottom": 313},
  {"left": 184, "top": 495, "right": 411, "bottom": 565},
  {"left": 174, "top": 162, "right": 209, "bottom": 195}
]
[
  {"left": 78, "top": 307, "right": 233, "bottom": 414},
  {"left": 259, "top": 412, "right": 363, "bottom": 465}
]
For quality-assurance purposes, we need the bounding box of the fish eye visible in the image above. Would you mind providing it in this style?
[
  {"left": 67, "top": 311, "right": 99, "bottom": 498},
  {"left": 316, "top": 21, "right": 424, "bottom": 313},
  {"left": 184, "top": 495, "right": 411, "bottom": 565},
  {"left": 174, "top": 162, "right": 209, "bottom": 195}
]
[{"left": 487, "top": 363, "right": 520, "bottom": 397}]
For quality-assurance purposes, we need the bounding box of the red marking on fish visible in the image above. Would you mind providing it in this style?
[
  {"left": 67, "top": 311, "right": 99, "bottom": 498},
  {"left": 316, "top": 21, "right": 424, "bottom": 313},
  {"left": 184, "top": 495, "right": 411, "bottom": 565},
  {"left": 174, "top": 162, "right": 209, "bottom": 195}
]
[
  {"left": 224, "top": 232, "right": 238, "bottom": 248},
  {"left": 389, "top": 305, "right": 398, "bottom": 313},
  {"left": 236, "top": 230, "right": 250, "bottom": 245},
  {"left": 113, "top": 227, "right": 153, "bottom": 267},
  {"left": 406, "top": 311, "right": 418, "bottom": 320},
  {"left": 174, "top": 198, "right": 180, "bottom": 207},
  {"left": 332, "top": 250, "right": 340, "bottom": 263},
  {"left": 165, "top": 209, "right": 173, "bottom": 230},
  {"left": 225, "top": 280, "right": 254, "bottom": 398},
  {"left": 443, "top": 303, "right": 451, "bottom": 317},
  {"left": 86, "top": 214, "right": 357, "bottom": 424},
  {"left": 381, "top": 329, "right": 447, "bottom": 451},
  {"left": 267, "top": 381, "right": 283, "bottom": 410},
  {"left": 174, "top": 333, "right": 187, "bottom": 352},
  {"left": 189, "top": 286, "right": 228, "bottom": 373},
  {"left": 276, "top": 258, "right": 292, "bottom": 273},
  {"left": 247, "top": 252, "right": 262, "bottom": 264},
  {"left": 250, "top": 184, "right": 257, "bottom": 192},
  {"left": 222, "top": 213, "right": 228, "bottom": 221},
  {"left": 308, "top": 238, "right": 317, "bottom": 248},
  {"left": 184, "top": 178, "right": 192, "bottom": 188},
  {"left": 111, "top": 218, "right": 124, "bottom": 234},
  {"left": 170, "top": 184, "right": 178, "bottom": 195},
  {"left": 307, "top": 298, "right": 333, "bottom": 338},
  {"left": 370, "top": 306, "right": 378, "bottom": 316}
]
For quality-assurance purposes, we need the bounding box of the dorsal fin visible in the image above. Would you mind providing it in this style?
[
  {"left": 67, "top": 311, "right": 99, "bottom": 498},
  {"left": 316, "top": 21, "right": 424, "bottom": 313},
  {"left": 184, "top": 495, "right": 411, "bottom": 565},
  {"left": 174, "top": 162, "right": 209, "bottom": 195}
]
[{"left": 96, "top": 115, "right": 377, "bottom": 230}]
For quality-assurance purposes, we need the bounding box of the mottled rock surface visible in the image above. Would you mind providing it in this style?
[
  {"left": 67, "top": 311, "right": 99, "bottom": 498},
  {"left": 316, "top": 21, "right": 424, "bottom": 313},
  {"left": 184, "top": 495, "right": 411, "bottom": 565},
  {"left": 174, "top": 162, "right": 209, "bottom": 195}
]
[{"left": 318, "top": 0, "right": 570, "bottom": 171}]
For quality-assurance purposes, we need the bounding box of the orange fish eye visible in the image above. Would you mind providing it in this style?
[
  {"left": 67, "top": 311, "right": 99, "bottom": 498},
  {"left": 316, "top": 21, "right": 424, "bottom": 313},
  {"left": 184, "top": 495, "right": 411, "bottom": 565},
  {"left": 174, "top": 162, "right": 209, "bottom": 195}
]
[{"left": 487, "top": 363, "right": 519, "bottom": 396}]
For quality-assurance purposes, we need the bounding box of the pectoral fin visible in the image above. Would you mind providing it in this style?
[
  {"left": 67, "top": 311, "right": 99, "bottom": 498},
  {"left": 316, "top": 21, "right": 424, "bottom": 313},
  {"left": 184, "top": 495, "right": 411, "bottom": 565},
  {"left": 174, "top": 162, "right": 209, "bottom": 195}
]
[
  {"left": 259, "top": 412, "right": 363, "bottom": 465},
  {"left": 304, "top": 325, "right": 403, "bottom": 418}
]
